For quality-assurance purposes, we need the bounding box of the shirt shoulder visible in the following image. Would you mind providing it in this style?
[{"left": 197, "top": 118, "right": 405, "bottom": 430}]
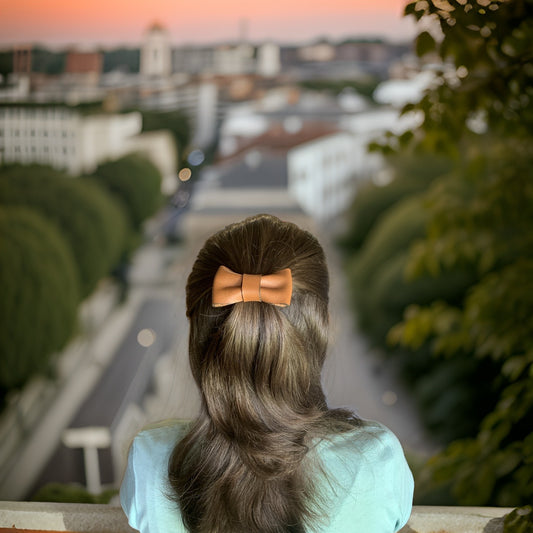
[
  {"left": 120, "top": 420, "right": 191, "bottom": 533},
  {"left": 133, "top": 420, "right": 190, "bottom": 457},
  {"left": 315, "top": 421, "right": 414, "bottom": 533}
]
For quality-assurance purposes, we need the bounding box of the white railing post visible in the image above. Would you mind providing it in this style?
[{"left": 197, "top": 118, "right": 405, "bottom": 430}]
[{"left": 62, "top": 426, "right": 111, "bottom": 494}]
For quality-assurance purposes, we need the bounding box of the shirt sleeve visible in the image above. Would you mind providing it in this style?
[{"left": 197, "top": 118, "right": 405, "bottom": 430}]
[
  {"left": 374, "top": 428, "right": 414, "bottom": 531},
  {"left": 119, "top": 423, "right": 188, "bottom": 533},
  {"left": 320, "top": 423, "right": 414, "bottom": 533},
  {"left": 120, "top": 439, "right": 140, "bottom": 531}
]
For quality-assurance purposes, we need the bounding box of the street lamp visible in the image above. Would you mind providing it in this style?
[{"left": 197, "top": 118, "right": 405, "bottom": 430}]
[{"left": 61, "top": 426, "right": 111, "bottom": 494}]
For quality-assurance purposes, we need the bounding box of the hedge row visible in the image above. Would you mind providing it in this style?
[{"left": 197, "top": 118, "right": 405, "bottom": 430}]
[{"left": 0, "top": 154, "right": 163, "bottom": 403}]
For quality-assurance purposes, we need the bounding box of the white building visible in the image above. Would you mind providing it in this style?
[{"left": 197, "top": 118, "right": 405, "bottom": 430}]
[
  {"left": 173, "top": 42, "right": 279, "bottom": 77},
  {"left": 140, "top": 23, "right": 172, "bottom": 78},
  {"left": 213, "top": 43, "right": 255, "bottom": 75},
  {"left": 373, "top": 70, "right": 436, "bottom": 108},
  {"left": 0, "top": 105, "right": 177, "bottom": 188},
  {"left": 193, "top": 83, "right": 219, "bottom": 148},
  {"left": 214, "top": 86, "right": 423, "bottom": 222},
  {"left": 288, "top": 132, "right": 372, "bottom": 221},
  {"left": 256, "top": 43, "right": 281, "bottom": 78},
  {"left": 0, "top": 106, "right": 141, "bottom": 174},
  {"left": 0, "top": 75, "right": 31, "bottom": 102},
  {"left": 297, "top": 41, "right": 336, "bottom": 62}
]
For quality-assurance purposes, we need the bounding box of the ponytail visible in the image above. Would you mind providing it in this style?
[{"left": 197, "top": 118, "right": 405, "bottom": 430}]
[{"left": 169, "top": 215, "right": 358, "bottom": 533}]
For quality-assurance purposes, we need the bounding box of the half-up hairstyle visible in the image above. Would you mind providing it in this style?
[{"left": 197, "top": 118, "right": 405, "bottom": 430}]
[{"left": 169, "top": 214, "right": 359, "bottom": 533}]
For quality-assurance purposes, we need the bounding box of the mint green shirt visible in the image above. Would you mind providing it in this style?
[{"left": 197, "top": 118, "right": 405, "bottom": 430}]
[{"left": 120, "top": 420, "right": 413, "bottom": 533}]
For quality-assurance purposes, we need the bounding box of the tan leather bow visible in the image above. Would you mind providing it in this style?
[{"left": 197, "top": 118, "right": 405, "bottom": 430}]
[{"left": 212, "top": 265, "right": 292, "bottom": 307}]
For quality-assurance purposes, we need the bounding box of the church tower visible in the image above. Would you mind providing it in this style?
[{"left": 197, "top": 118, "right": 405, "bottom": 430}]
[{"left": 140, "top": 22, "right": 172, "bottom": 78}]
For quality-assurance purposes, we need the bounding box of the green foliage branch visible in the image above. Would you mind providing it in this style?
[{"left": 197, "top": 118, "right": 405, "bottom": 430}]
[{"left": 385, "top": 0, "right": 533, "bottom": 507}]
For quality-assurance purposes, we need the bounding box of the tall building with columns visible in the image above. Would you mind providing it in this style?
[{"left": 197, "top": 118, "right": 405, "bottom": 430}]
[{"left": 140, "top": 23, "right": 172, "bottom": 78}]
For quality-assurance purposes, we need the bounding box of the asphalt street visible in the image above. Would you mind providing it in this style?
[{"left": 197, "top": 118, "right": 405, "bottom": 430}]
[{"left": 31, "top": 292, "right": 180, "bottom": 492}]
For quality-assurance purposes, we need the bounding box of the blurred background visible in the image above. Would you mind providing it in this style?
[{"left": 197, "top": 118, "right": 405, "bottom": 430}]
[{"left": 0, "top": 0, "right": 532, "bottom": 515}]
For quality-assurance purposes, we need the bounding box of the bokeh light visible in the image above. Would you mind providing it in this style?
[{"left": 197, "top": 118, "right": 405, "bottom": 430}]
[
  {"left": 178, "top": 168, "right": 192, "bottom": 181},
  {"left": 137, "top": 328, "right": 156, "bottom": 347}
]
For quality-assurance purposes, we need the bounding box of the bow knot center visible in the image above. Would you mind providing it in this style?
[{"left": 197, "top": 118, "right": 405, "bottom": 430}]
[{"left": 242, "top": 273, "right": 262, "bottom": 302}]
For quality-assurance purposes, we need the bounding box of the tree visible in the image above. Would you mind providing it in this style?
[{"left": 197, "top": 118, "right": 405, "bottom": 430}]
[
  {"left": 0, "top": 165, "right": 128, "bottom": 297},
  {"left": 30, "top": 47, "right": 66, "bottom": 75},
  {"left": 140, "top": 110, "right": 191, "bottom": 168},
  {"left": 385, "top": 0, "right": 533, "bottom": 506},
  {"left": 340, "top": 152, "right": 453, "bottom": 252},
  {"left": 0, "top": 51, "right": 12, "bottom": 81},
  {"left": 0, "top": 208, "right": 79, "bottom": 399},
  {"left": 346, "top": 192, "right": 487, "bottom": 441},
  {"left": 102, "top": 48, "right": 140, "bottom": 73},
  {"left": 92, "top": 153, "right": 163, "bottom": 232}
]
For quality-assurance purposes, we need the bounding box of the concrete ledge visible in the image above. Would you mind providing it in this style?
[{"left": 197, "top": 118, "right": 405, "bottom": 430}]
[
  {"left": 0, "top": 501, "right": 134, "bottom": 533},
  {"left": 0, "top": 502, "right": 514, "bottom": 532},
  {"left": 400, "top": 505, "right": 511, "bottom": 533}
]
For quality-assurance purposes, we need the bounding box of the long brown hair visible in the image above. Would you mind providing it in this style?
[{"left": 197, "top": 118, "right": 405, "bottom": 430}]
[{"left": 169, "top": 214, "right": 359, "bottom": 533}]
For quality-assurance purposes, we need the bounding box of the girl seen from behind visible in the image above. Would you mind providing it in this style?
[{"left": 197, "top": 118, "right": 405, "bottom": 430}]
[{"left": 121, "top": 214, "right": 414, "bottom": 533}]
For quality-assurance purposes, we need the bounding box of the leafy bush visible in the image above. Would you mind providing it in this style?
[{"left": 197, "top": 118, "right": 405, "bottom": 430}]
[
  {"left": 92, "top": 153, "right": 163, "bottom": 232},
  {"left": 32, "top": 482, "right": 117, "bottom": 504},
  {"left": 504, "top": 506, "right": 533, "bottom": 533},
  {"left": 140, "top": 110, "right": 191, "bottom": 168},
  {"left": 0, "top": 208, "right": 79, "bottom": 396},
  {"left": 348, "top": 194, "right": 428, "bottom": 288},
  {"left": 0, "top": 165, "right": 128, "bottom": 297},
  {"left": 345, "top": 192, "right": 489, "bottom": 441},
  {"left": 340, "top": 152, "right": 453, "bottom": 252}
]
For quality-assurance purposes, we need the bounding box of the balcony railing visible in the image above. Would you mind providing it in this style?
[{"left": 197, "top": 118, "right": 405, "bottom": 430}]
[{"left": 0, "top": 502, "right": 513, "bottom": 533}]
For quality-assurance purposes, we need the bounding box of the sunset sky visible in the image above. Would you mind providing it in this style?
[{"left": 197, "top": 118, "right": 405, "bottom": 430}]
[{"left": 0, "top": 0, "right": 415, "bottom": 48}]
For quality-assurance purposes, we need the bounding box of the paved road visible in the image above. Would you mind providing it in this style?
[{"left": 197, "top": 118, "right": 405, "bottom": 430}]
[{"left": 32, "top": 295, "right": 180, "bottom": 491}]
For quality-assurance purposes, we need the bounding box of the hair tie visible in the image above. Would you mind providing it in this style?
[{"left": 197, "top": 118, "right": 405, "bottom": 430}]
[{"left": 212, "top": 266, "right": 292, "bottom": 307}]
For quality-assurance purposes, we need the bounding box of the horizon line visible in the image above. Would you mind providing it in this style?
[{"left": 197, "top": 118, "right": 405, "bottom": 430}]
[{"left": 0, "top": 32, "right": 415, "bottom": 52}]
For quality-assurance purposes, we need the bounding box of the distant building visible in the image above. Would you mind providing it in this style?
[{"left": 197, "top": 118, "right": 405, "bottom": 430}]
[
  {"left": 298, "top": 40, "right": 336, "bottom": 62},
  {"left": 256, "top": 43, "right": 281, "bottom": 78},
  {"left": 139, "top": 80, "right": 218, "bottom": 149},
  {"left": 373, "top": 70, "right": 435, "bottom": 108},
  {"left": 0, "top": 77, "right": 30, "bottom": 102},
  {"left": 172, "top": 42, "right": 280, "bottom": 78},
  {"left": 0, "top": 46, "right": 33, "bottom": 102},
  {"left": 335, "top": 40, "right": 390, "bottom": 63},
  {"left": 0, "top": 105, "right": 141, "bottom": 174},
  {"left": 65, "top": 51, "right": 102, "bottom": 75},
  {"left": 213, "top": 85, "right": 421, "bottom": 221},
  {"left": 140, "top": 23, "right": 172, "bottom": 78},
  {"left": 214, "top": 43, "right": 255, "bottom": 75},
  {"left": 173, "top": 46, "right": 214, "bottom": 75},
  {"left": 64, "top": 51, "right": 103, "bottom": 86},
  {"left": 214, "top": 116, "right": 369, "bottom": 220},
  {"left": 0, "top": 104, "right": 177, "bottom": 191},
  {"left": 288, "top": 131, "right": 371, "bottom": 221},
  {"left": 13, "top": 45, "right": 32, "bottom": 75}
]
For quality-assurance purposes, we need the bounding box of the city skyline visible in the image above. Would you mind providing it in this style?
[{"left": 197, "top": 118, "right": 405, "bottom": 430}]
[{"left": 0, "top": 0, "right": 416, "bottom": 48}]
